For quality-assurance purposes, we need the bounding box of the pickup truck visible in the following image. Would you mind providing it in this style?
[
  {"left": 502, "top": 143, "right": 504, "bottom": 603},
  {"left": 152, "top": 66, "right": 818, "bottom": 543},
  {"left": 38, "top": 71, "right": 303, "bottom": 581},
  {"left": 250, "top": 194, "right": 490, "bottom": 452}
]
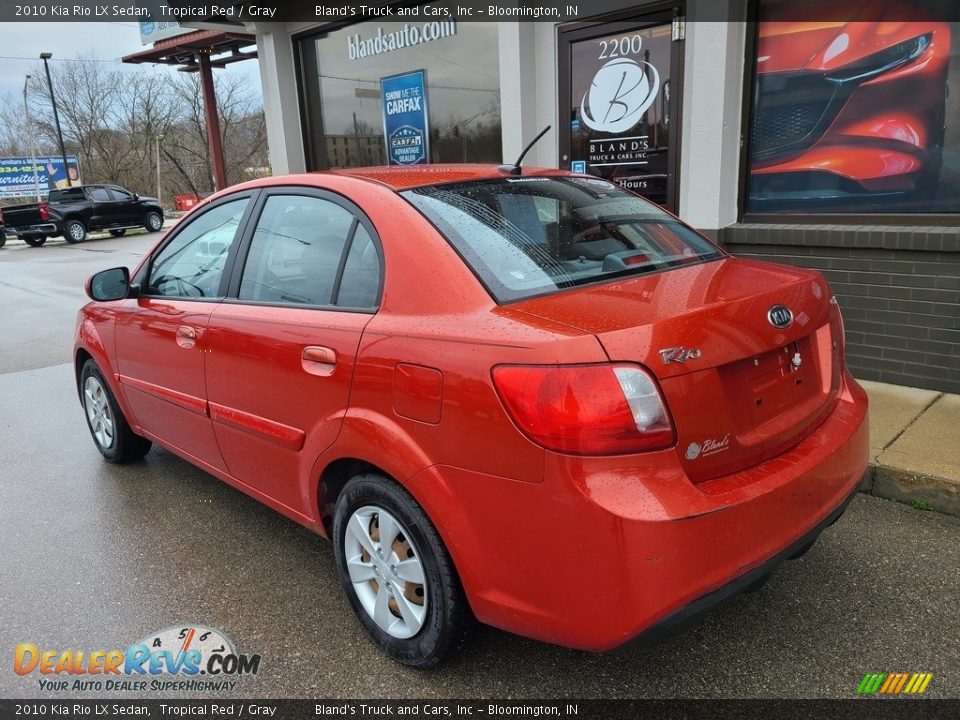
[{"left": 2, "top": 184, "right": 164, "bottom": 246}]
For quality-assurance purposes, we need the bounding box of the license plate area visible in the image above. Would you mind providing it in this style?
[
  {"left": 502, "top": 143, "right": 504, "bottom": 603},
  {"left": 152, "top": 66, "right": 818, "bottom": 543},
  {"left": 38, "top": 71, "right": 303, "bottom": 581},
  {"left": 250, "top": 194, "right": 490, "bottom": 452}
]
[{"left": 726, "top": 336, "right": 819, "bottom": 428}]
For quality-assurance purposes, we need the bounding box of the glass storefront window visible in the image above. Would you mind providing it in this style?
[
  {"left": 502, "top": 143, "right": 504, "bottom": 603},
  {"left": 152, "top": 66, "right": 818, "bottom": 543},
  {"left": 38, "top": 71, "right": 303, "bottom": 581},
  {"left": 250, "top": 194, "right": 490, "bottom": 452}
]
[
  {"left": 746, "top": 0, "right": 959, "bottom": 214},
  {"left": 298, "top": 19, "right": 501, "bottom": 170}
]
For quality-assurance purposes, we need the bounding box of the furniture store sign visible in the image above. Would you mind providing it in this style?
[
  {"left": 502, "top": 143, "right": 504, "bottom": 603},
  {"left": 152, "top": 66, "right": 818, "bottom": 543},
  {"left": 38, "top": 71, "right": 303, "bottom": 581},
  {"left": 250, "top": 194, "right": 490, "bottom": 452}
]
[
  {"left": 0, "top": 156, "right": 81, "bottom": 199},
  {"left": 381, "top": 69, "right": 430, "bottom": 166}
]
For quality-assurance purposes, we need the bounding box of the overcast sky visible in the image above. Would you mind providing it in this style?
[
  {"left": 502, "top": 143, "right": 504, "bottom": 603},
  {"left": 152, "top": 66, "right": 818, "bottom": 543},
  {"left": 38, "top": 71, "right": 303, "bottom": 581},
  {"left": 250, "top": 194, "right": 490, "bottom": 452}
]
[{"left": 0, "top": 22, "right": 262, "bottom": 104}]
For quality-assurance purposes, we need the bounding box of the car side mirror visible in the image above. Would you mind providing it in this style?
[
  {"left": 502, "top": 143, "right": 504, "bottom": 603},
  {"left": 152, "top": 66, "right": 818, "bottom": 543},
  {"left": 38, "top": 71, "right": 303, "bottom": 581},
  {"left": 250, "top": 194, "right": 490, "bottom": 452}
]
[
  {"left": 133, "top": 193, "right": 140, "bottom": 201},
  {"left": 86, "top": 267, "right": 137, "bottom": 301}
]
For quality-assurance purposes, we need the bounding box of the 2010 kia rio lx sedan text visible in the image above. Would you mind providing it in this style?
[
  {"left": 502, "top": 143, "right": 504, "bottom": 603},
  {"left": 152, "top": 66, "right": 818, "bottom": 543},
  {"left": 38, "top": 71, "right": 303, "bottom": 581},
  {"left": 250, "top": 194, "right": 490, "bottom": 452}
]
[{"left": 75, "top": 165, "right": 869, "bottom": 667}]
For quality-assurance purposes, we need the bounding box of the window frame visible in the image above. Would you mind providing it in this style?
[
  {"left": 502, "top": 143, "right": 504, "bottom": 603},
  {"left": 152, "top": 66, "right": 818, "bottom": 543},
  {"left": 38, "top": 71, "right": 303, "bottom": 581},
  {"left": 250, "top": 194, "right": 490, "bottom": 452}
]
[
  {"left": 87, "top": 186, "right": 112, "bottom": 203},
  {"left": 223, "top": 185, "right": 384, "bottom": 314},
  {"left": 137, "top": 190, "right": 260, "bottom": 303},
  {"left": 737, "top": 1, "right": 960, "bottom": 227},
  {"left": 108, "top": 186, "right": 135, "bottom": 202}
]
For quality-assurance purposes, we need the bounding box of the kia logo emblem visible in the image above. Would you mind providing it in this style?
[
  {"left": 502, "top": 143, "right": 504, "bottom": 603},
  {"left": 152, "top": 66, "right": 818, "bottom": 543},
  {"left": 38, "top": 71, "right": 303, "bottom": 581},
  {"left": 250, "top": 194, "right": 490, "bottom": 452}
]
[{"left": 768, "top": 305, "right": 793, "bottom": 329}]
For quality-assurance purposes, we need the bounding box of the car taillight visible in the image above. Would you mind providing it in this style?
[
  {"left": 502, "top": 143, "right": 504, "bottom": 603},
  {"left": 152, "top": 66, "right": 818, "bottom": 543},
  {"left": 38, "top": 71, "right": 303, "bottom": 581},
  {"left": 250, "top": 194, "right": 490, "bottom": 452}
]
[
  {"left": 38, "top": 204, "right": 49, "bottom": 221},
  {"left": 492, "top": 363, "right": 676, "bottom": 455}
]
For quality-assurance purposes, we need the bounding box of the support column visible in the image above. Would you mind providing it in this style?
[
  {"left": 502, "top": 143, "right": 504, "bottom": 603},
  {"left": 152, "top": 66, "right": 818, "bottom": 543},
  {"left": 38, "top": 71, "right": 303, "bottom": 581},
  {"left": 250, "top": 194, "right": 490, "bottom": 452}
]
[
  {"left": 498, "top": 23, "right": 539, "bottom": 166},
  {"left": 255, "top": 22, "right": 306, "bottom": 175},
  {"left": 678, "top": 16, "right": 746, "bottom": 234},
  {"left": 198, "top": 53, "right": 228, "bottom": 191}
]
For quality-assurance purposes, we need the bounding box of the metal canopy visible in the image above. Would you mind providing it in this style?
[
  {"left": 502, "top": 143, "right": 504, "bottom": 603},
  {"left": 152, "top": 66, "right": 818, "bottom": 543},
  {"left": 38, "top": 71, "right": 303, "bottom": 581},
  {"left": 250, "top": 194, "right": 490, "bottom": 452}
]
[{"left": 121, "top": 29, "right": 258, "bottom": 191}]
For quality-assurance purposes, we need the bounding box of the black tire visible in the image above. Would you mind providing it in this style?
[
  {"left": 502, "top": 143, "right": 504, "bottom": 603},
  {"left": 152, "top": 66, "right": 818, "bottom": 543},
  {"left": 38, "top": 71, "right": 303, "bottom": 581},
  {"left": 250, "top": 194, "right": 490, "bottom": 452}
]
[
  {"left": 333, "top": 473, "right": 473, "bottom": 668},
  {"left": 23, "top": 234, "right": 46, "bottom": 247},
  {"left": 109, "top": 228, "right": 127, "bottom": 237},
  {"left": 0, "top": 230, "right": 6, "bottom": 249},
  {"left": 64, "top": 219, "right": 87, "bottom": 244},
  {"left": 144, "top": 211, "right": 163, "bottom": 233},
  {"left": 79, "top": 359, "right": 151, "bottom": 463}
]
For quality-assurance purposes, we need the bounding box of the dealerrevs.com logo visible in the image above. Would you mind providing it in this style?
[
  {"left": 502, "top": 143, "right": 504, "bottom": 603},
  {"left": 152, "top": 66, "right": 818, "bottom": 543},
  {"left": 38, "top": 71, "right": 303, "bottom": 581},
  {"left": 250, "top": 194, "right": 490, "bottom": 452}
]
[{"left": 14, "top": 625, "right": 261, "bottom": 693}]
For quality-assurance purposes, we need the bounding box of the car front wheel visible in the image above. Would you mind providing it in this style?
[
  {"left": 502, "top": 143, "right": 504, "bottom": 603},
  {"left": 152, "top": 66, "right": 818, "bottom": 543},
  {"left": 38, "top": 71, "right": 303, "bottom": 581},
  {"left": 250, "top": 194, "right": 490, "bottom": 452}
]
[
  {"left": 80, "top": 359, "right": 151, "bottom": 463},
  {"left": 333, "top": 474, "right": 473, "bottom": 668},
  {"left": 144, "top": 212, "right": 163, "bottom": 233},
  {"left": 64, "top": 220, "right": 87, "bottom": 243}
]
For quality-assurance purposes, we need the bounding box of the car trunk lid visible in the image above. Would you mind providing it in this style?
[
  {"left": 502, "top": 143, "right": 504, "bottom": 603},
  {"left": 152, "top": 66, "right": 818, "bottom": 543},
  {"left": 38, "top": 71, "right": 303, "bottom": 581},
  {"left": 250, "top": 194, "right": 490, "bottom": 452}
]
[{"left": 509, "top": 257, "right": 843, "bottom": 482}]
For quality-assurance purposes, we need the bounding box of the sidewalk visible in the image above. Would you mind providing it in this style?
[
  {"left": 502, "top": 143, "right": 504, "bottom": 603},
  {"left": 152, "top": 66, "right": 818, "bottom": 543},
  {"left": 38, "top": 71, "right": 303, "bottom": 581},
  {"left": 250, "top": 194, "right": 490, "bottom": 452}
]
[{"left": 860, "top": 380, "right": 960, "bottom": 517}]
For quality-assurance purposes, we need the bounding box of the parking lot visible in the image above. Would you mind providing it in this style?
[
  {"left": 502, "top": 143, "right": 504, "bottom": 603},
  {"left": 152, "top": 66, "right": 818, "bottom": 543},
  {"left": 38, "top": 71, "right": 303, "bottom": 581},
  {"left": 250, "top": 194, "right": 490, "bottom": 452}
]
[{"left": 1, "top": 234, "right": 958, "bottom": 699}]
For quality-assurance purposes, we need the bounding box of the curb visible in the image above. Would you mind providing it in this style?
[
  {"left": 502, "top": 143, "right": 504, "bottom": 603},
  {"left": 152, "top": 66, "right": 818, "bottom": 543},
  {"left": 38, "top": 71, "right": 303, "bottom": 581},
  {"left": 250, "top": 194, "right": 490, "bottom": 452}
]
[{"left": 859, "top": 464, "right": 960, "bottom": 517}]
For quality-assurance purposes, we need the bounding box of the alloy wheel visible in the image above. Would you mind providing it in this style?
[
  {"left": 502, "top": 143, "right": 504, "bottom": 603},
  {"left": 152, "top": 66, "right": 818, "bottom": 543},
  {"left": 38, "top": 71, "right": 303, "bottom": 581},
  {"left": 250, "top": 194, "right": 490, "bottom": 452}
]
[
  {"left": 343, "top": 505, "right": 427, "bottom": 639},
  {"left": 83, "top": 375, "right": 115, "bottom": 449}
]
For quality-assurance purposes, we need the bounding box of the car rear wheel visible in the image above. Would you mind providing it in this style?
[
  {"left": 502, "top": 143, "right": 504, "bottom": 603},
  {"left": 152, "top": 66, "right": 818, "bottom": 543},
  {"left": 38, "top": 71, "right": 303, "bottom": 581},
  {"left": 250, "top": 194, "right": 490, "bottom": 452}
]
[
  {"left": 23, "top": 235, "right": 46, "bottom": 247},
  {"left": 80, "top": 359, "right": 151, "bottom": 463},
  {"left": 64, "top": 220, "right": 87, "bottom": 244},
  {"left": 144, "top": 212, "right": 163, "bottom": 233},
  {"left": 0, "top": 230, "right": 6, "bottom": 249},
  {"left": 109, "top": 228, "right": 127, "bottom": 237},
  {"left": 333, "top": 474, "right": 473, "bottom": 668}
]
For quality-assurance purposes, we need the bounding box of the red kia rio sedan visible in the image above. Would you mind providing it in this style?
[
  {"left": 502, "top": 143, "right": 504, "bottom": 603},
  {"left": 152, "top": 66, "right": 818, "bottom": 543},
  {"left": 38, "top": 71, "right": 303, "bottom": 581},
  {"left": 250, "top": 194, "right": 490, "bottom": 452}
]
[{"left": 75, "top": 165, "right": 869, "bottom": 667}]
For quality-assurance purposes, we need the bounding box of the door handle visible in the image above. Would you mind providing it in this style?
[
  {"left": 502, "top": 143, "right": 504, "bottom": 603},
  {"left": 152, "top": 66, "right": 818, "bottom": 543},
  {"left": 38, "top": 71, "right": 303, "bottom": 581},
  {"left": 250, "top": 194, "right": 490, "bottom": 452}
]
[
  {"left": 302, "top": 346, "right": 336, "bottom": 376},
  {"left": 175, "top": 325, "right": 198, "bottom": 349}
]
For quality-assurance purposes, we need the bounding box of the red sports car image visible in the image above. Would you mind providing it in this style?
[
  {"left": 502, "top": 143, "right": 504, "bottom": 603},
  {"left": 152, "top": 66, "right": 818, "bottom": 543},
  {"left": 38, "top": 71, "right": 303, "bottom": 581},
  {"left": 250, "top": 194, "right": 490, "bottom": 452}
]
[
  {"left": 751, "top": 0, "right": 951, "bottom": 205},
  {"left": 75, "top": 165, "right": 869, "bottom": 666}
]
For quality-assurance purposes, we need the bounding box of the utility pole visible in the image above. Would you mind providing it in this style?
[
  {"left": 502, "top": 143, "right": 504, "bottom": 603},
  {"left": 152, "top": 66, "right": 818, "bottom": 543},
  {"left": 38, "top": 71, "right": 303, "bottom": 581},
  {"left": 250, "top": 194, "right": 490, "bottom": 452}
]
[
  {"left": 39, "top": 52, "right": 71, "bottom": 187},
  {"left": 23, "top": 74, "right": 42, "bottom": 202},
  {"left": 155, "top": 134, "right": 163, "bottom": 207}
]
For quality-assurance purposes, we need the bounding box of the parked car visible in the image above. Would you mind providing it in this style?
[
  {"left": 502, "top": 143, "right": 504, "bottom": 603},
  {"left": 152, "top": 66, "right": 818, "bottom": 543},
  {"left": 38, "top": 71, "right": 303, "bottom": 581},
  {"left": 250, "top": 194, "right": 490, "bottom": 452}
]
[
  {"left": 3, "top": 184, "right": 163, "bottom": 246},
  {"left": 75, "top": 165, "right": 869, "bottom": 667},
  {"left": 0, "top": 209, "right": 6, "bottom": 249}
]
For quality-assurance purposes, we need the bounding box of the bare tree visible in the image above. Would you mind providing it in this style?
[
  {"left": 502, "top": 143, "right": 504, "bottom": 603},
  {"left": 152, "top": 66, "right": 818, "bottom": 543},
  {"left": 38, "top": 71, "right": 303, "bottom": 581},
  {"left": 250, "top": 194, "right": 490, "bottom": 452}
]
[{"left": 1, "top": 54, "right": 269, "bottom": 207}]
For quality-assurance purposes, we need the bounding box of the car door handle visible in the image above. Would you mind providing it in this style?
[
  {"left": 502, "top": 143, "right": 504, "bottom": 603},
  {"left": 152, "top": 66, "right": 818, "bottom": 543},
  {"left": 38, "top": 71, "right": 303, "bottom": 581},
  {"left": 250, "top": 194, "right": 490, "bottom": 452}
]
[
  {"left": 175, "top": 325, "right": 198, "bottom": 349},
  {"left": 302, "top": 346, "right": 336, "bottom": 376}
]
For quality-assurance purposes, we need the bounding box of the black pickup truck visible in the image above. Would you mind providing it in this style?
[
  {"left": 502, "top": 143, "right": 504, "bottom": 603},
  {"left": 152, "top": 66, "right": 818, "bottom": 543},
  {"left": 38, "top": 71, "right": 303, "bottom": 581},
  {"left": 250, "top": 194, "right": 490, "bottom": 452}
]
[{"left": 1, "top": 184, "right": 164, "bottom": 246}]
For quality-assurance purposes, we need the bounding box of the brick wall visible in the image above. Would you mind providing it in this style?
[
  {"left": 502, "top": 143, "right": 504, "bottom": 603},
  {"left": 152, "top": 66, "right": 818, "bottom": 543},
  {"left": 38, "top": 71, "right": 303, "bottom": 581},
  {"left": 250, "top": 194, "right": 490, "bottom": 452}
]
[{"left": 720, "top": 224, "right": 960, "bottom": 394}]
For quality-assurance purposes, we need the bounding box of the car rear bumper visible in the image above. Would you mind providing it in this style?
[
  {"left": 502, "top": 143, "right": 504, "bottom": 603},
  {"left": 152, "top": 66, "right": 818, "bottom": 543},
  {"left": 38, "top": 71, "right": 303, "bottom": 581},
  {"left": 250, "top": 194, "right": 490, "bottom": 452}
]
[
  {"left": 417, "top": 373, "right": 869, "bottom": 651},
  {"left": 7, "top": 223, "right": 58, "bottom": 236},
  {"left": 618, "top": 479, "right": 857, "bottom": 649}
]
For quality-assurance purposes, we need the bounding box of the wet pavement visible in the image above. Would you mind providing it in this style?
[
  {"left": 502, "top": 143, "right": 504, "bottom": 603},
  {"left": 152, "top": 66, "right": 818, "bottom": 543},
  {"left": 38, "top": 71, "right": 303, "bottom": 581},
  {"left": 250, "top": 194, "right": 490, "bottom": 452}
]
[{"left": 1, "top": 236, "right": 958, "bottom": 699}]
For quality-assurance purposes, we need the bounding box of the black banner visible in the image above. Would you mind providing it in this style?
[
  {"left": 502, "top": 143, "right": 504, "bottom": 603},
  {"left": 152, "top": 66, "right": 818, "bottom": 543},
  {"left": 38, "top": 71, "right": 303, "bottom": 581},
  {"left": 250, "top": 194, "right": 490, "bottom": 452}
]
[
  {"left": 0, "top": 700, "right": 958, "bottom": 720},
  {"left": 3, "top": 1, "right": 960, "bottom": 23}
]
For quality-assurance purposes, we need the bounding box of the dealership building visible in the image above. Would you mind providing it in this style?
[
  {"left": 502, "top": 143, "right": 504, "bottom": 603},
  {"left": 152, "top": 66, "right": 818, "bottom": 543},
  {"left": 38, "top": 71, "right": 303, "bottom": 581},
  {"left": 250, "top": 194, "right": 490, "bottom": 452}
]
[{"left": 179, "top": 0, "right": 959, "bottom": 393}]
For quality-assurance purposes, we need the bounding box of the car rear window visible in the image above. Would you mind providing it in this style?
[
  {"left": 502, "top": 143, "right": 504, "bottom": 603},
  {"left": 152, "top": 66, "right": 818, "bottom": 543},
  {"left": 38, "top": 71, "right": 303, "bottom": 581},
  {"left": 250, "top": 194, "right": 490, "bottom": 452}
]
[
  {"left": 49, "top": 188, "right": 85, "bottom": 202},
  {"left": 402, "top": 177, "right": 723, "bottom": 303}
]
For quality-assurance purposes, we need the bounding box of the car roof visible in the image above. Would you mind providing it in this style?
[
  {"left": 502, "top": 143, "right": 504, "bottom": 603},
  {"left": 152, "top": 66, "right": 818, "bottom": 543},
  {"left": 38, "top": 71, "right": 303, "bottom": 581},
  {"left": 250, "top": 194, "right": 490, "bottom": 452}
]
[{"left": 326, "top": 164, "right": 569, "bottom": 191}]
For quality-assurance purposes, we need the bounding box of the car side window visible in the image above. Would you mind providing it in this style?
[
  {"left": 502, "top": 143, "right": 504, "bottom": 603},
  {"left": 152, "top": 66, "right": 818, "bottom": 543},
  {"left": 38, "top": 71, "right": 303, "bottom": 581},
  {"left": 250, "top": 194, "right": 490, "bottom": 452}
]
[
  {"left": 238, "top": 195, "right": 357, "bottom": 306},
  {"left": 147, "top": 198, "right": 250, "bottom": 299},
  {"left": 109, "top": 188, "right": 133, "bottom": 201},
  {"left": 335, "top": 225, "right": 381, "bottom": 308},
  {"left": 88, "top": 187, "right": 111, "bottom": 202}
]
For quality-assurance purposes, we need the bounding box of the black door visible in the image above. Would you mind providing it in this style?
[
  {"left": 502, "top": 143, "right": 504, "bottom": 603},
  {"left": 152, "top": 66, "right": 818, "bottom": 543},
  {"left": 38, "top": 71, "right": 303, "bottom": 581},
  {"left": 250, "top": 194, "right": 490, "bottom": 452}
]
[{"left": 559, "top": 9, "right": 683, "bottom": 211}]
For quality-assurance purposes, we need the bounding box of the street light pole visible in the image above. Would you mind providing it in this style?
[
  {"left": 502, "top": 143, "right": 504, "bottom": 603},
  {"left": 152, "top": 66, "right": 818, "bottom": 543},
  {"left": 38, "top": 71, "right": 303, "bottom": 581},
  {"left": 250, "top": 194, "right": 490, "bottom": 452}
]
[
  {"left": 155, "top": 134, "right": 163, "bottom": 208},
  {"left": 39, "top": 52, "right": 71, "bottom": 188},
  {"left": 23, "top": 74, "right": 42, "bottom": 203}
]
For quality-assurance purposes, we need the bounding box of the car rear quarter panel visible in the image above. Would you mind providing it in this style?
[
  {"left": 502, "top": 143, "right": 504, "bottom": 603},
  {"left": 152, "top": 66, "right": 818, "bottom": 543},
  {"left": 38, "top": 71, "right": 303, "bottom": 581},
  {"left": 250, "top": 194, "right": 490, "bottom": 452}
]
[{"left": 304, "top": 176, "right": 615, "bottom": 525}]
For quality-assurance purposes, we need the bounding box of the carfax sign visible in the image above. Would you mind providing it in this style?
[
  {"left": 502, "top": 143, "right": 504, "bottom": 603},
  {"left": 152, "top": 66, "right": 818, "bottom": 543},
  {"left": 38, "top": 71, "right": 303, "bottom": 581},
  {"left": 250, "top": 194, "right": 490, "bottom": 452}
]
[{"left": 380, "top": 69, "right": 430, "bottom": 166}]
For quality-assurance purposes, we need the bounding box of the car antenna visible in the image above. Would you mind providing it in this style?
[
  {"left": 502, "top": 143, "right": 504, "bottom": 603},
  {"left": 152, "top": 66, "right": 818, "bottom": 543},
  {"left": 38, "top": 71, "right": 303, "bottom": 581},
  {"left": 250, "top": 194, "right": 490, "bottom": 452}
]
[{"left": 498, "top": 125, "right": 552, "bottom": 176}]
